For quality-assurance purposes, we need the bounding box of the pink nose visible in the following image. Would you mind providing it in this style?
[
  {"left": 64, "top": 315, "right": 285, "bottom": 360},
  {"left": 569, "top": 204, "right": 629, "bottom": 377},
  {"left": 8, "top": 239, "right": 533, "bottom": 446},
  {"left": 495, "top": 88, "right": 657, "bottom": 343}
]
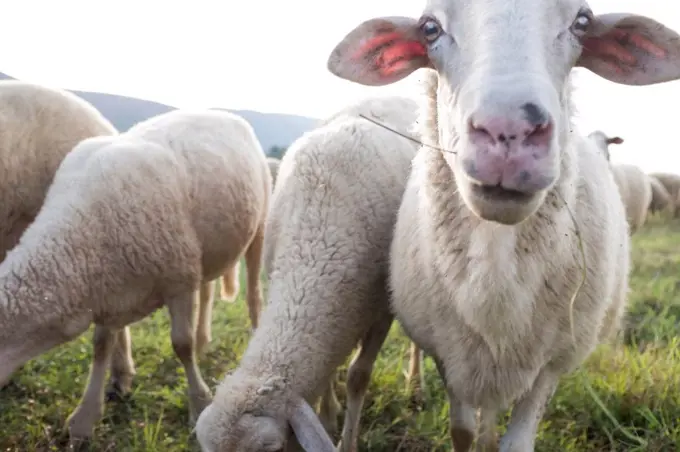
[
  {"left": 463, "top": 103, "right": 555, "bottom": 193},
  {"left": 468, "top": 102, "right": 553, "bottom": 149}
]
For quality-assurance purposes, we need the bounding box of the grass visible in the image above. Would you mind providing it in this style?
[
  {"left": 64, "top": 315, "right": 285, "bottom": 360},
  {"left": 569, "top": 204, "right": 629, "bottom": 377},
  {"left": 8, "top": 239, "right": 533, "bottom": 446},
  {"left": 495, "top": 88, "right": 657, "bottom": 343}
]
[{"left": 2, "top": 217, "right": 680, "bottom": 451}]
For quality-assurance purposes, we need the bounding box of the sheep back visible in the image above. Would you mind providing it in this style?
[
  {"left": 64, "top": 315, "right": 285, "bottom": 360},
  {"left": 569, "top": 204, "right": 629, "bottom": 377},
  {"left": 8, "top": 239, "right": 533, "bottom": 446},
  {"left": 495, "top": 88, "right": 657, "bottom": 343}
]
[
  {"left": 611, "top": 164, "right": 653, "bottom": 232},
  {"left": 245, "top": 97, "right": 419, "bottom": 399},
  {"left": 196, "top": 95, "right": 420, "bottom": 451},
  {"left": 12, "top": 109, "right": 270, "bottom": 328},
  {"left": 648, "top": 174, "right": 671, "bottom": 214},
  {"left": 649, "top": 172, "right": 680, "bottom": 216},
  {"left": 267, "top": 157, "right": 281, "bottom": 186},
  {"left": 0, "top": 80, "right": 116, "bottom": 259}
]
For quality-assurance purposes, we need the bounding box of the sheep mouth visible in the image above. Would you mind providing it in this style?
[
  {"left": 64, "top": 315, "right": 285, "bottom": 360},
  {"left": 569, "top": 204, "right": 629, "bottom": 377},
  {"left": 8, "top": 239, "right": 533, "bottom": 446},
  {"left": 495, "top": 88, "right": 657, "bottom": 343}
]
[{"left": 471, "top": 184, "right": 534, "bottom": 203}]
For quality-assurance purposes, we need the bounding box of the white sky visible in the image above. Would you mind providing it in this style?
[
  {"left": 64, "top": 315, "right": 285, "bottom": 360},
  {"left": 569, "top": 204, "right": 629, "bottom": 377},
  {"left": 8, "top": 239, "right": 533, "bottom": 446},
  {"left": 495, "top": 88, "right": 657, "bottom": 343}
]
[{"left": 0, "top": 0, "right": 678, "bottom": 172}]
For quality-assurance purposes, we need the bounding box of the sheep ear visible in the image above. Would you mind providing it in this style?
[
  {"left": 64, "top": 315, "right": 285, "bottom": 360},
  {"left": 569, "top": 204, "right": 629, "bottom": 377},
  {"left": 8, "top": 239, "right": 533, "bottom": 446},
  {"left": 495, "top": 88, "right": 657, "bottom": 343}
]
[
  {"left": 257, "top": 376, "right": 288, "bottom": 395},
  {"left": 327, "top": 16, "right": 431, "bottom": 86},
  {"left": 606, "top": 136, "right": 623, "bottom": 145},
  {"left": 288, "top": 396, "right": 336, "bottom": 452},
  {"left": 577, "top": 13, "right": 680, "bottom": 85}
]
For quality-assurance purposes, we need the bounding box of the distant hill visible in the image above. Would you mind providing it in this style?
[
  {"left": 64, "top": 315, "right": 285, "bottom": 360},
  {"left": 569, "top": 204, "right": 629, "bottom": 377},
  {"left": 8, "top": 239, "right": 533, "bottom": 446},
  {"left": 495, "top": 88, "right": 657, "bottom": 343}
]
[{"left": 0, "top": 72, "right": 319, "bottom": 153}]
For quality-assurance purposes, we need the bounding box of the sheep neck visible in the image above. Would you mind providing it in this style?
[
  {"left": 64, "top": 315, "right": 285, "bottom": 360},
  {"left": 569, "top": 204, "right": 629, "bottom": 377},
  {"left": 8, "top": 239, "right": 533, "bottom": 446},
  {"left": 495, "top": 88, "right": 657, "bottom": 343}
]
[
  {"left": 0, "top": 240, "right": 89, "bottom": 342},
  {"left": 239, "top": 297, "right": 347, "bottom": 401},
  {"left": 0, "top": 242, "right": 94, "bottom": 386}
]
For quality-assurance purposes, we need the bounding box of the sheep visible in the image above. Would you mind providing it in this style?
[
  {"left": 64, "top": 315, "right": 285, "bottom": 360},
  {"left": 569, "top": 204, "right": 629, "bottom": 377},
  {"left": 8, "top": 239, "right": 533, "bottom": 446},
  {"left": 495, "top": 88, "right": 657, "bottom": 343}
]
[
  {"left": 610, "top": 164, "right": 653, "bottom": 233},
  {"left": 648, "top": 175, "right": 672, "bottom": 215},
  {"left": 213, "top": 157, "right": 282, "bottom": 312},
  {"left": 586, "top": 129, "right": 623, "bottom": 162},
  {"left": 213, "top": 156, "right": 283, "bottom": 308},
  {"left": 0, "top": 108, "right": 270, "bottom": 446},
  {"left": 321, "top": 97, "right": 428, "bottom": 399},
  {"left": 326, "top": 5, "right": 680, "bottom": 451},
  {"left": 649, "top": 172, "right": 680, "bottom": 217},
  {"left": 585, "top": 130, "right": 653, "bottom": 232},
  {"left": 0, "top": 80, "right": 116, "bottom": 262},
  {"left": 267, "top": 157, "right": 282, "bottom": 185},
  {"left": 195, "top": 95, "right": 420, "bottom": 452}
]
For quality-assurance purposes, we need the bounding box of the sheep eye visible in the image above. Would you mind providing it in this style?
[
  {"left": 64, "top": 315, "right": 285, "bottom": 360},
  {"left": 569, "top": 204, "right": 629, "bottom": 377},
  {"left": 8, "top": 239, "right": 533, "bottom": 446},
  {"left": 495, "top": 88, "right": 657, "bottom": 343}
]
[
  {"left": 571, "top": 10, "right": 591, "bottom": 36},
  {"left": 420, "top": 18, "right": 442, "bottom": 43}
]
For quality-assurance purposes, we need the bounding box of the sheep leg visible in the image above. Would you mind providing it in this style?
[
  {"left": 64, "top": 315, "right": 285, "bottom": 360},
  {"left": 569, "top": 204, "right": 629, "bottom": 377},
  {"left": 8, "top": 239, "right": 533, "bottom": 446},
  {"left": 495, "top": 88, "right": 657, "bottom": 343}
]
[
  {"left": 244, "top": 224, "right": 265, "bottom": 330},
  {"left": 67, "top": 325, "right": 117, "bottom": 444},
  {"left": 195, "top": 281, "right": 215, "bottom": 356},
  {"left": 220, "top": 261, "right": 241, "bottom": 301},
  {"left": 475, "top": 408, "right": 499, "bottom": 452},
  {"left": 337, "top": 315, "right": 393, "bottom": 452},
  {"left": 318, "top": 374, "right": 342, "bottom": 436},
  {"left": 405, "top": 342, "right": 425, "bottom": 404},
  {"left": 433, "top": 357, "right": 477, "bottom": 452},
  {"left": 106, "top": 327, "right": 136, "bottom": 401},
  {"left": 166, "top": 292, "right": 212, "bottom": 423},
  {"left": 498, "top": 370, "right": 558, "bottom": 452}
]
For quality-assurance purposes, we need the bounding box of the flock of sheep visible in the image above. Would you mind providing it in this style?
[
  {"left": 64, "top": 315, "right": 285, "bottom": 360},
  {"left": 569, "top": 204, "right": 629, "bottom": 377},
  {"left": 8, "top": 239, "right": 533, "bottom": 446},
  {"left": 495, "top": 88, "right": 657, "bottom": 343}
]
[
  {"left": 2, "top": 2, "right": 680, "bottom": 452},
  {"left": 587, "top": 130, "right": 680, "bottom": 232}
]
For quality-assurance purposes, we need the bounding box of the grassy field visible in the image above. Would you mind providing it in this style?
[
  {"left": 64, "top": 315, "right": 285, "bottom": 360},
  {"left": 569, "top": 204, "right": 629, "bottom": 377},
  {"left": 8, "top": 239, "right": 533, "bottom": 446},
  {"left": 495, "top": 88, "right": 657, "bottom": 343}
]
[{"left": 1, "top": 217, "right": 680, "bottom": 452}]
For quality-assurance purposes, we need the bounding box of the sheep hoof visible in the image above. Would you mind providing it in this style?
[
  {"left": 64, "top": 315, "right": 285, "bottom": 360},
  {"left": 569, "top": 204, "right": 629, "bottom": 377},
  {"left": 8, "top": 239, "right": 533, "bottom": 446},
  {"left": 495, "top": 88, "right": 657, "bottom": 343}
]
[
  {"left": 335, "top": 439, "right": 357, "bottom": 452},
  {"left": 406, "top": 385, "right": 426, "bottom": 409},
  {"left": 105, "top": 386, "right": 127, "bottom": 403},
  {"left": 0, "top": 378, "right": 13, "bottom": 391},
  {"left": 188, "top": 388, "right": 213, "bottom": 424},
  {"left": 105, "top": 377, "right": 134, "bottom": 403},
  {"left": 66, "top": 408, "right": 98, "bottom": 449},
  {"left": 195, "top": 336, "right": 211, "bottom": 357},
  {"left": 408, "top": 394, "right": 425, "bottom": 410},
  {"left": 320, "top": 418, "right": 338, "bottom": 438},
  {"left": 0, "top": 366, "right": 25, "bottom": 390},
  {"left": 67, "top": 436, "right": 92, "bottom": 452}
]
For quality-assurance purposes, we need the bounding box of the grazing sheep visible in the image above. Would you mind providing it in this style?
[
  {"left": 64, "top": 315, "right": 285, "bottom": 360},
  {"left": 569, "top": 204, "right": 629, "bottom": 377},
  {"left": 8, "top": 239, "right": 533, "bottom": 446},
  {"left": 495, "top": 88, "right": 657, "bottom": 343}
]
[
  {"left": 267, "top": 157, "right": 282, "bottom": 185},
  {"left": 648, "top": 175, "right": 672, "bottom": 214},
  {"left": 214, "top": 159, "right": 281, "bottom": 309},
  {"left": 649, "top": 172, "right": 680, "bottom": 217},
  {"left": 587, "top": 130, "right": 623, "bottom": 161},
  {"left": 610, "top": 164, "right": 653, "bottom": 233},
  {"left": 321, "top": 95, "right": 429, "bottom": 404},
  {"left": 195, "top": 95, "right": 419, "bottom": 452},
  {"left": 327, "top": 4, "right": 680, "bottom": 451},
  {"left": 323, "top": 93, "right": 430, "bottom": 400},
  {"left": 0, "top": 80, "right": 116, "bottom": 262},
  {"left": 0, "top": 109, "right": 270, "bottom": 445},
  {"left": 586, "top": 130, "right": 654, "bottom": 231},
  {"left": 213, "top": 261, "right": 243, "bottom": 309}
]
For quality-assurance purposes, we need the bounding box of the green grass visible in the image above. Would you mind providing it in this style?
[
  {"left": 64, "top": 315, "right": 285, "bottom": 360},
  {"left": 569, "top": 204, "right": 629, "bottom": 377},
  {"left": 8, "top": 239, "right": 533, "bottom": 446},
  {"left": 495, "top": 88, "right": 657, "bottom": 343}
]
[{"left": 2, "top": 217, "right": 680, "bottom": 451}]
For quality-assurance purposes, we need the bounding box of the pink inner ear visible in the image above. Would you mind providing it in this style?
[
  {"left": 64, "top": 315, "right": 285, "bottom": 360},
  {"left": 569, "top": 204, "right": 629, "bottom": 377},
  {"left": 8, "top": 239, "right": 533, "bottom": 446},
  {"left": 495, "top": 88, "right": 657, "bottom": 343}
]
[
  {"left": 352, "top": 32, "right": 406, "bottom": 60},
  {"left": 582, "top": 27, "right": 668, "bottom": 69},
  {"left": 616, "top": 28, "right": 667, "bottom": 58},
  {"left": 351, "top": 31, "right": 427, "bottom": 76},
  {"left": 379, "top": 41, "right": 427, "bottom": 75},
  {"left": 582, "top": 35, "right": 637, "bottom": 66}
]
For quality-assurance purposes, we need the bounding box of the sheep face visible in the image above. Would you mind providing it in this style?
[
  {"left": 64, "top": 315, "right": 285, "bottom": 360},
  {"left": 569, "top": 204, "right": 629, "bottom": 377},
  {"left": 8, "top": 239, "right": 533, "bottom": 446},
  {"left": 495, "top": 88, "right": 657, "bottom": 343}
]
[
  {"left": 327, "top": 1, "right": 680, "bottom": 225},
  {"left": 195, "top": 375, "right": 335, "bottom": 452},
  {"left": 196, "top": 405, "right": 287, "bottom": 452}
]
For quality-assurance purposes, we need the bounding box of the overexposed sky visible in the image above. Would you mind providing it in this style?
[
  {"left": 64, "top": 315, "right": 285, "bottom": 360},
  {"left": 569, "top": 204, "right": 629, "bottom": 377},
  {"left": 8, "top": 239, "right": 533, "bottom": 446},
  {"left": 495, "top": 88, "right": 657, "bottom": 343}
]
[{"left": 0, "top": 0, "right": 678, "bottom": 172}]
